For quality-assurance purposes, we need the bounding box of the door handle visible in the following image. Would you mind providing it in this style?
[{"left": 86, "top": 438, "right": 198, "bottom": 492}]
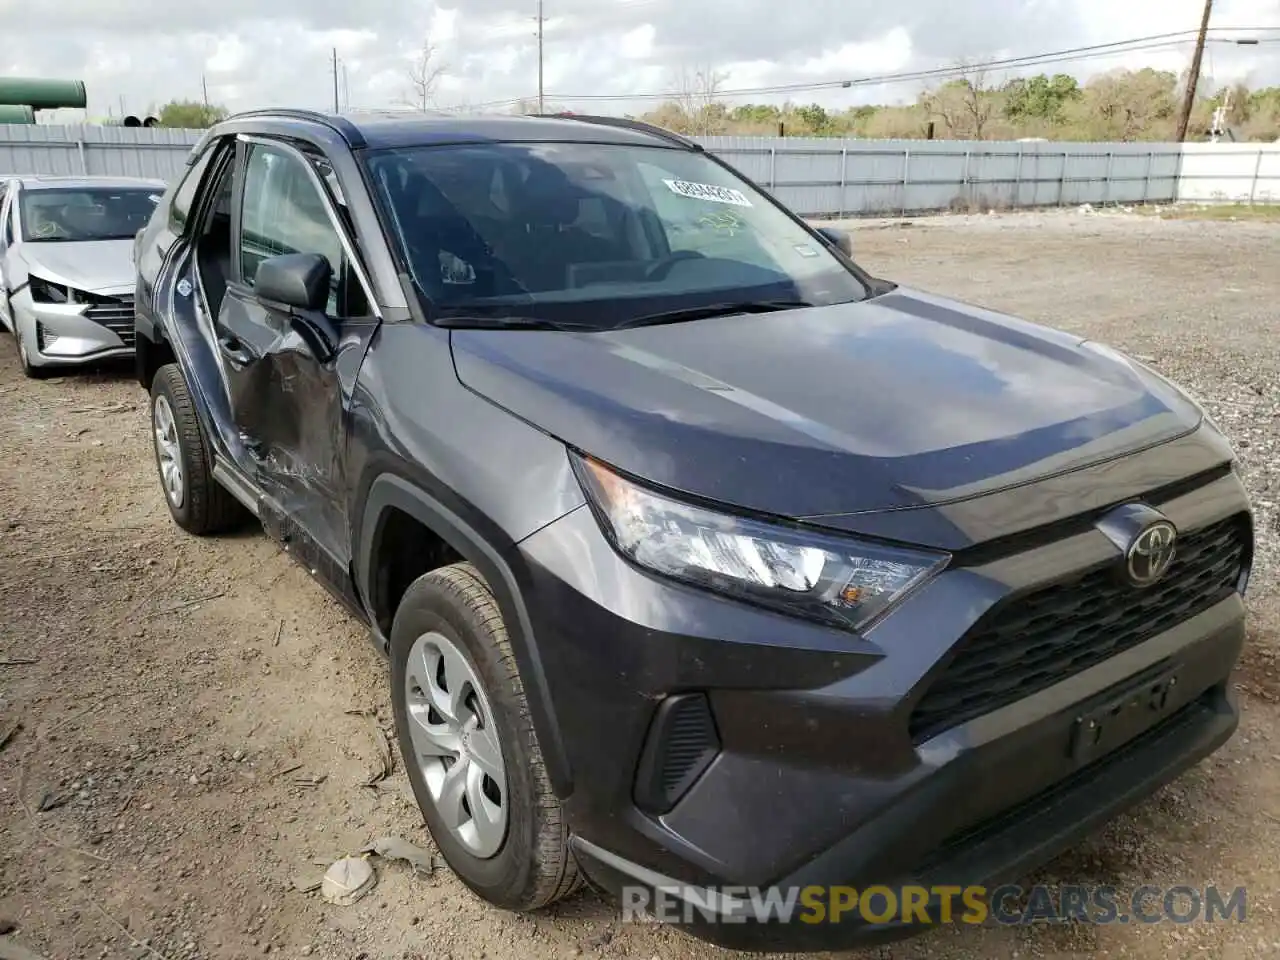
[{"left": 218, "top": 335, "right": 253, "bottom": 366}]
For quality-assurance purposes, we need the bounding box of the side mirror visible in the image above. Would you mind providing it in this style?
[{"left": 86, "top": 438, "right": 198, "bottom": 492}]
[
  {"left": 816, "top": 226, "right": 853, "bottom": 258},
  {"left": 255, "top": 252, "right": 331, "bottom": 312}
]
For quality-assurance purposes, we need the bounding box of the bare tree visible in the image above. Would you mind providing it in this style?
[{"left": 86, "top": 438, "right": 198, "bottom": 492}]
[
  {"left": 402, "top": 39, "right": 447, "bottom": 111},
  {"left": 921, "top": 62, "right": 997, "bottom": 139},
  {"left": 1084, "top": 68, "right": 1179, "bottom": 141},
  {"left": 670, "top": 65, "right": 729, "bottom": 135}
]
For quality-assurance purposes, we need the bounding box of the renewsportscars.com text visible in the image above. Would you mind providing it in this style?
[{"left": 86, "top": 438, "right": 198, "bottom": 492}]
[{"left": 622, "top": 883, "right": 1247, "bottom": 927}]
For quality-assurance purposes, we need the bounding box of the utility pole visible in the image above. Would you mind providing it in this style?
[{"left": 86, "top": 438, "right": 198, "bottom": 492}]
[
  {"left": 1175, "top": 0, "right": 1213, "bottom": 142},
  {"left": 332, "top": 47, "right": 341, "bottom": 113},
  {"left": 535, "top": 0, "right": 545, "bottom": 115},
  {"left": 201, "top": 74, "right": 209, "bottom": 107}
]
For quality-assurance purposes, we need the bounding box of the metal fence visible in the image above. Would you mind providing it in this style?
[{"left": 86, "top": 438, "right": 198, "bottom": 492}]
[
  {"left": 699, "top": 137, "right": 1188, "bottom": 216},
  {"left": 1, "top": 124, "right": 1276, "bottom": 217},
  {"left": 1177, "top": 142, "right": 1280, "bottom": 205},
  {"left": 0, "top": 124, "right": 199, "bottom": 181}
]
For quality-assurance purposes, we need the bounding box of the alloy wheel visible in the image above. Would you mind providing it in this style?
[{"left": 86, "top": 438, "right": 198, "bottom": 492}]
[
  {"left": 152, "top": 393, "right": 185, "bottom": 508},
  {"left": 404, "top": 631, "right": 508, "bottom": 858}
]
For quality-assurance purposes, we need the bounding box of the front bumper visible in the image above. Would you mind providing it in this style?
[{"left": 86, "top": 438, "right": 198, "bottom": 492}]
[
  {"left": 571, "top": 617, "right": 1239, "bottom": 951},
  {"left": 14, "top": 287, "right": 135, "bottom": 366},
  {"left": 512, "top": 465, "right": 1250, "bottom": 951}
]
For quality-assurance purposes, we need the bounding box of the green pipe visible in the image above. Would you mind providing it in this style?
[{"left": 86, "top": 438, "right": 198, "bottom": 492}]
[
  {"left": 0, "top": 104, "right": 36, "bottom": 124},
  {"left": 0, "top": 78, "right": 87, "bottom": 110}
]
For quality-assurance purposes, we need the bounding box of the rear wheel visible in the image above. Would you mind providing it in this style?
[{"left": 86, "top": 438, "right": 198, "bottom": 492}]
[
  {"left": 390, "top": 563, "right": 580, "bottom": 911},
  {"left": 149, "top": 363, "right": 245, "bottom": 534}
]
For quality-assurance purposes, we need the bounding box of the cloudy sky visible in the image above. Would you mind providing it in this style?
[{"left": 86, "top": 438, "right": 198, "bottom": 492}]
[{"left": 2, "top": 0, "right": 1278, "bottom": 120}]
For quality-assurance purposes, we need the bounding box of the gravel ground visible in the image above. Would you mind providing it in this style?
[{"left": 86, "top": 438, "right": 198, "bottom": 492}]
[{"left": 2, "top": 209, "right": 1280, "bottom": 960}]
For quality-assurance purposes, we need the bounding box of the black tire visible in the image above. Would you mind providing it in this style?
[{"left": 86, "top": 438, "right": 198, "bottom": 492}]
[
  {"left": 390, "top": 562, "right": 580, "bottom": 911},
  {"left": 149, "top": 363, "right": 245, "bottom": 535},
  {"left": 17, "top": 332, "right": 51, "bottom": 379}
]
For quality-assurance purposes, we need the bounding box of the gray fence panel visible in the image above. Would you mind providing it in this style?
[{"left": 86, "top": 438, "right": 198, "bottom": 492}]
[
  {"left": 1177, "top": 144, "right": 1280, "bottom": 203},
  {"left": 0, "top": 125, "right": 199, "bottom": 184},
  {"left": 1257, "top": 149, "right": 1280, "bottom": 203},
  {"left": 0, "top": 126, "right": 1273, "bottom": 216},
  {"left": 699, "top": 136, "right": 1198, "bottom": 216}
]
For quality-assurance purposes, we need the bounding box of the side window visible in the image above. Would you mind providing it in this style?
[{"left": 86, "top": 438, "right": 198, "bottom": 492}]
[
  {"left": 170, "top": 142, "right": 219, "bottom": 232},
  {"left": 239, "top": 142, "right": 363, "bottom": 317}
]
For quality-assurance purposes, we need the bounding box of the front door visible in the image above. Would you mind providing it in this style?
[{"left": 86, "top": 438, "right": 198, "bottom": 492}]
[{"left": 214, "top": 136, "right": 379, "bottom": 576}]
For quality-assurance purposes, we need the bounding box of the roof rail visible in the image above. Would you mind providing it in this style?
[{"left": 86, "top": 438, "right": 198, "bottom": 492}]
[
  {"left": 532, "top": 113, "right": 702, "bottom": 150},
  {"left": 223, "top": 108, "right": 367, "bottom": 148}
]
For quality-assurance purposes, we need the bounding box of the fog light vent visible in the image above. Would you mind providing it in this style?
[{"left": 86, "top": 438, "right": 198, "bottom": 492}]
[
  {"left": 36, "top": 322, "right": 58, "bottom": 351},
  {"left": 634, "top": 693, "right": 720, "bottom": 814}
]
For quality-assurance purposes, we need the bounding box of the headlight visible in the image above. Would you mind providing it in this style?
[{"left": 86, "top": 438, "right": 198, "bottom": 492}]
[
  {"left": 28, "top": 276, "right": 71, "bottom": 304},
  {"left": 575, "top": 456, "right": 948, "bottom": 631}
]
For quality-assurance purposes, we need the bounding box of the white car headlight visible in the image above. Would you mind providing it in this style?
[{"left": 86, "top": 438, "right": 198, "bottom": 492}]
[
  {"left": 28, "top": 275, "right": 72, "bottom": 304},
  {"left": 575, "top": 456, "right": 948, "bottom": 631}
]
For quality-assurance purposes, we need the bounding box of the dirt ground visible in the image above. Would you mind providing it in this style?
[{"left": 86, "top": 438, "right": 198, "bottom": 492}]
[{"left": 3, "top": 210, "right": 1280, "bottom": 960}]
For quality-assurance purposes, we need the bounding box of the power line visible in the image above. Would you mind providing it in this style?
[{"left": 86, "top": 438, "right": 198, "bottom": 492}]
[
  {"left": 454, "top": 24, "right": 1280, "bottom": 113},
  {"left": 566, "top": 28, "right": 1272, "bottom": 102},
  {"left": 452, "top": 33, "right": 1179, "bottom": 111},
  {"left": 566, "top": 39, "right": 1202, "bottom": 102}
]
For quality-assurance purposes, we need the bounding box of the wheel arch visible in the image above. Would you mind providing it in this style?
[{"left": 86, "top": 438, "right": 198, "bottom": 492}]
[
  {"left": 356, "top": 472, "right": 574, "bottom": 798},
  {"left": 134, "top": 321, "right": 176, "bottom": 391}
]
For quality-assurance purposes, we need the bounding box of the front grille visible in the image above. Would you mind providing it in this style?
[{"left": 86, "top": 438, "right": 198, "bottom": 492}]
[
  {"left": 909, "top": 514, "right": 1249, "bottom": 744},
  {"left": 82, "top": 292, "right": 135, "bottom": 347}
]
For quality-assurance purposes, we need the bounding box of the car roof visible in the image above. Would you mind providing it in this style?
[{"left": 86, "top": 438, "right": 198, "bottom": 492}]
[
  {"left": 12, "top": 175, "right": 167, "bottom": 191},
  {"left": 217, "top": 108, "right": 699, "bottom": 152}
]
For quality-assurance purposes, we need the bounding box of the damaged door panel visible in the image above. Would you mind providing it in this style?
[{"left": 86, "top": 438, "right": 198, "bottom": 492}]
[{"left": 211, "top": 135, "right": 379, "bottom": 583}]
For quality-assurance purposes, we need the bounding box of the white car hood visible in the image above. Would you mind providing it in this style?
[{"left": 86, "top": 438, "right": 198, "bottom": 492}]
[{"left": 21, "top": 239, "right": 135, "bottom": 294}]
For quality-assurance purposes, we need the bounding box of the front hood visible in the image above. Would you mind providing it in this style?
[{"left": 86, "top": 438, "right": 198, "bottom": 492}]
[
  {"left": 451, "top": 288, "right": 1203, "bottom": 519},
  {"left": 22, "top": 239, "right": 134, "bottom": 293}
]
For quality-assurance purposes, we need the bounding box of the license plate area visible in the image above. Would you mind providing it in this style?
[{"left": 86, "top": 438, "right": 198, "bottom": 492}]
[{"left": 1069, "top": 664, "right": 1181, "bottom": 764}]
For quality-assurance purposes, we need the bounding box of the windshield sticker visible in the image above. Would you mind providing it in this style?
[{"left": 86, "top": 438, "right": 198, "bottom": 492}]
[
  {"left": 148, "top": 194, "right": 162, "bottom": 204},
  {"left": 698, "top": 211, "right": 745, "bottom": 235},
  {"left": 793, "top": 244, "right": 820, "bottom": 258},
  {"left": 662, "top": 179, "right": 753, "bottom": 207}
]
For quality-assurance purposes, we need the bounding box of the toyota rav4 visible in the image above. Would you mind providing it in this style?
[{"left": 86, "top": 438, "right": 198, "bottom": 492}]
[{"left": 132, "top": 109, "right": 1252, "bottom": 950}]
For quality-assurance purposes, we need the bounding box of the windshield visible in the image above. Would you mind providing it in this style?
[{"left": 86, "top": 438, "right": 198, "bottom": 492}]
[
  {"left": 363, "top": 142, "right": 869, "bottom": 328},
  {"left": 20, "top": 187, "right": 160, "bottom": 242}
]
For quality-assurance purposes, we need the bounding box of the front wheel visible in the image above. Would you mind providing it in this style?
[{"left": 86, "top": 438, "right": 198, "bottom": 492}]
[
  {"left": 0, "top": 288, "right": 13, "bottom": 335},
  {"left": 149, "top": 363, "right": 245, "bottom": 534},
  {"left": 16, "top": 332, "right": 50, "bottom": 379},
  {"left": 390, "top": 563, "right": 580, "bottom": 911}
]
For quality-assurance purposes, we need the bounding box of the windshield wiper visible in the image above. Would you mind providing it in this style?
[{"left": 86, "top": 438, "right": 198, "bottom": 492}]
[
  {"left": 612, "top": 299, "right": 813, "bottom": 331},
  {"left": 432, "top": 314, "right": 598, "bottom": 331}
]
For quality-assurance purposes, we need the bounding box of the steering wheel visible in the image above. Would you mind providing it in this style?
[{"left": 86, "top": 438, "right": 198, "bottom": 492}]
[{"left": 645, "top": 249, "right": 706, "bottom": 281}]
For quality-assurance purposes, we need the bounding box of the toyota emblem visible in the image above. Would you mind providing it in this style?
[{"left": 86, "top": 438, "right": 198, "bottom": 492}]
[{"left": 1126, "top": 521, "right": 1177, "bottom": 586}]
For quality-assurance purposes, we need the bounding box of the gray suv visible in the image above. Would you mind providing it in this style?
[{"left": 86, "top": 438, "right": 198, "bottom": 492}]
[{"left": 132, "top": 109, "right": 1252, "bottom": 950}]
